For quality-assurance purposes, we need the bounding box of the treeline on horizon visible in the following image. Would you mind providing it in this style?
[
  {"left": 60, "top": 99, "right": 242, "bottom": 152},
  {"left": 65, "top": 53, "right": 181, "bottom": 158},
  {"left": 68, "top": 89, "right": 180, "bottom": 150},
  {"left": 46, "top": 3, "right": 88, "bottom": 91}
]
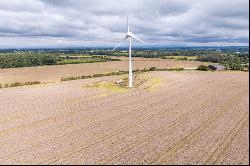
[
  {"left": 0, "top": 48, "right": 248, "bottom": 70},
  {"left": 0, "top": 53, "right": 121, "bottom": 68}
]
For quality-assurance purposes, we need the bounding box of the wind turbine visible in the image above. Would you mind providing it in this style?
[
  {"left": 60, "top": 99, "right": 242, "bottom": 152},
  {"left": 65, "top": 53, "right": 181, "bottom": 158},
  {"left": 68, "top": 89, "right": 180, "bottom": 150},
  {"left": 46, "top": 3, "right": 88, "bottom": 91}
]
[{"left": 112, "top": 17, "right": 147, "bottom": 88}]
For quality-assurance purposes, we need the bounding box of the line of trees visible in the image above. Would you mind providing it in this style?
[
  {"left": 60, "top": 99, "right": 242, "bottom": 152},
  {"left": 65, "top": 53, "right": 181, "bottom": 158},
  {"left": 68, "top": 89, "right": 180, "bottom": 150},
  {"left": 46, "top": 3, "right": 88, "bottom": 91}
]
[
  {"left": 0, "top": 53, "right": 121, "bottom": 68},
  {"left": 197, "top": 54, "right": 249, "bottom": 70},
  {"left": 0, "top": 53, "right": 57, "bottom": 68}
]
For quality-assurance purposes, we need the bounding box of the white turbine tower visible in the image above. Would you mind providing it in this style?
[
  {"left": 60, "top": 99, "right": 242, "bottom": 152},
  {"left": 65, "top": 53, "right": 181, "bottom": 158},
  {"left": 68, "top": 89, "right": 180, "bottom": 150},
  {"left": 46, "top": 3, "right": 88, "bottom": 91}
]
[{"left": 113, "top": 17, "right": 147, "bottom": 88}]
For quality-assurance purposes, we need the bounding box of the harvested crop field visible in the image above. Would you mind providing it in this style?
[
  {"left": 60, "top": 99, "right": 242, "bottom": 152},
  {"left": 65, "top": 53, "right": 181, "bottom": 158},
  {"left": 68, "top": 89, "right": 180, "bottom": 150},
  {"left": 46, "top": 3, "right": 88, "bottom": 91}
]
[
  {"left": 0, "top": 57, "right": 210, "bottom": 84},
  {"left": 0, "top": 71, "right": 248, "bottom": 165}
]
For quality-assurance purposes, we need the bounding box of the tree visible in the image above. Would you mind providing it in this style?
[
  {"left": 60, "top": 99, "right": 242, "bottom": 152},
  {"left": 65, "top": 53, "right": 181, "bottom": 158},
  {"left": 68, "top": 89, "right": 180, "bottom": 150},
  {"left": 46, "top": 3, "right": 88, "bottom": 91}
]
[{"left": 230, "top": 63, "right": 243, "bottom": 70}]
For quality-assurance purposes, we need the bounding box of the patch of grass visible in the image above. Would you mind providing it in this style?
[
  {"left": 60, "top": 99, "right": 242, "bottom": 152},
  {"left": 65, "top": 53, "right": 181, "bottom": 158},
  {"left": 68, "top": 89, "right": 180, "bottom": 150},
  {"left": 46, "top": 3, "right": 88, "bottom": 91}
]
[
  {"left": 57, "top": 56, "right": 121, "bottom": 65},
  {"left": 91, "top": 93, "right": 109, "bottom": 99},
  {"left": 148, "top": 78, "right": 162, "bottom": 91},
  {"left": 161, "top": 56, "right": 197, "bottom": 61},
  {"left": 57, "top": 58, "right": 105, "bottom": 65},
  {"left": 150, "top": 78, "right": 162, "bottom": 85},
  {"left": 86, "top": 81, "right": 127, "bottom": 93}
]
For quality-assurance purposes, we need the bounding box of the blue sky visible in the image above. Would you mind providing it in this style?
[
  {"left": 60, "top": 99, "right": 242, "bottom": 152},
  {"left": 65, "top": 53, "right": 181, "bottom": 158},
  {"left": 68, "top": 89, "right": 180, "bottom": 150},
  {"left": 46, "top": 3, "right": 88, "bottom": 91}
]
[{"left": 0, "top": 0, "right": 249, "bottom": 48}]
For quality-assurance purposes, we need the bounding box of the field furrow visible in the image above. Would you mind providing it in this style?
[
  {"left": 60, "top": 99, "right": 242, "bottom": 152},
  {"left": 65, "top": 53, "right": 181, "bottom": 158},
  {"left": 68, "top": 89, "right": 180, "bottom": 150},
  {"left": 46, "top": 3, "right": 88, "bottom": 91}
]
[{"left": 0, "top": 71, "right": 248, "bottom": 165}]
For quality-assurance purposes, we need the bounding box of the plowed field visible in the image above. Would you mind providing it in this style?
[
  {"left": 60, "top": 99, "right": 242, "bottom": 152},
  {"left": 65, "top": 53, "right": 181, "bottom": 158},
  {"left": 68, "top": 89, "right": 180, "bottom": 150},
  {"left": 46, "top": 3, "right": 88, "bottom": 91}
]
[{"left": 0, "top": 71, "right": 248, "bottom": 165}]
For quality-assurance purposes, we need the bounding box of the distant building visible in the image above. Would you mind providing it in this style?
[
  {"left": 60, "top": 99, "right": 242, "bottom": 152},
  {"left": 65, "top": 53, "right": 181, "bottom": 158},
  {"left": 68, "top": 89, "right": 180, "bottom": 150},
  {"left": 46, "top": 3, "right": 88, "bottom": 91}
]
[{"left": 208, "top": 64, "right": 226, "bottom": 71}]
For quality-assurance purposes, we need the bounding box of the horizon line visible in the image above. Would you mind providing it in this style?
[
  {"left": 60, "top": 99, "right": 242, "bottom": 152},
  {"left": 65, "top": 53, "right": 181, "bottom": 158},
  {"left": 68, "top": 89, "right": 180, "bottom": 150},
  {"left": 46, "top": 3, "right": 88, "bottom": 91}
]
[{"left": 0, "top": 45, "right": 249, "bottom": 50}]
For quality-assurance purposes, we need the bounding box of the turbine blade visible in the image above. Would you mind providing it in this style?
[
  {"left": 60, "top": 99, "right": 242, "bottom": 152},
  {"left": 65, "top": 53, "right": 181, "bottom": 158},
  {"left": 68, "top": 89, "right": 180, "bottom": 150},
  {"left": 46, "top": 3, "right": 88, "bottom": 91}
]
[
  {"left": 112, "top": 36, "right": 128, "bottom": 51},
  {"left": 131, "top": 34, "right": 147, "bottom": 45},
  {"left": 127, "top": 16, "right": 129, "bottom": 32}
]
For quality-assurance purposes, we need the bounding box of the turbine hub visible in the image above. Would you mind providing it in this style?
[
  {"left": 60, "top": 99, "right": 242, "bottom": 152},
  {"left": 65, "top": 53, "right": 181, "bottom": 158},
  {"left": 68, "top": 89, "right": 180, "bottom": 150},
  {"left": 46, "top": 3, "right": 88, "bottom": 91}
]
[{"left": 126, "top": 32, "right": 132, "bottom": 37}]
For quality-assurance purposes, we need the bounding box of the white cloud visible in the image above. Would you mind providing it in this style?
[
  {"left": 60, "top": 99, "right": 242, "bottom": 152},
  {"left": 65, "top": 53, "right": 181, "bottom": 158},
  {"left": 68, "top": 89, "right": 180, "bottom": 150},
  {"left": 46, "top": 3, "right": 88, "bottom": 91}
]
[{"left": 0, "top": 0, "right": 248, "bottom": 48}]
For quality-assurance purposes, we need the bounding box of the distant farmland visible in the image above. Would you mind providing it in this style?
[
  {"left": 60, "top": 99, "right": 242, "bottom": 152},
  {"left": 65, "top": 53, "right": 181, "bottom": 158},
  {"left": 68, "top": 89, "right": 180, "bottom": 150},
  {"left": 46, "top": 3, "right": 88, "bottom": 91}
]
[
  {"left": 0, "top": 71, "right": 248, "bottom": 164},
  {"left": 0, "top": 57, "right": 210, "bottom": 84}
]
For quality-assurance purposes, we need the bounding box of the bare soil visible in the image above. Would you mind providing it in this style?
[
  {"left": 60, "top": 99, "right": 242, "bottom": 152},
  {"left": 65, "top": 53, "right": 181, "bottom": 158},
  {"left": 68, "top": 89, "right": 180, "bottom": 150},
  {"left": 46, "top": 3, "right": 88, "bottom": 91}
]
[{"left": 0, "top": 71, "right": 248, "bottom": 165}]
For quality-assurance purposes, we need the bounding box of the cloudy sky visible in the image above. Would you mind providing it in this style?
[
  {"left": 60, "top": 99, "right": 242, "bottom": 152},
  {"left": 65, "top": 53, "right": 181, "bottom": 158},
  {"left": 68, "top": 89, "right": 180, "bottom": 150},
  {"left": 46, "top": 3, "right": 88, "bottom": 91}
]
[{"left": 0, "top": 0, "right": 249, "bottom": 48}]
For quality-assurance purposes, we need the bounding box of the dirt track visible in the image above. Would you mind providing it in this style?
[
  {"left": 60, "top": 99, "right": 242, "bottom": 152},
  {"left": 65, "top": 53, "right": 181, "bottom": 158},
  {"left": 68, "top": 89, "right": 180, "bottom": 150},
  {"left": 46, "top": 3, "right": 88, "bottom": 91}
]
[{"left": 0, "top": 71, "right": 248, "bottom": 165}]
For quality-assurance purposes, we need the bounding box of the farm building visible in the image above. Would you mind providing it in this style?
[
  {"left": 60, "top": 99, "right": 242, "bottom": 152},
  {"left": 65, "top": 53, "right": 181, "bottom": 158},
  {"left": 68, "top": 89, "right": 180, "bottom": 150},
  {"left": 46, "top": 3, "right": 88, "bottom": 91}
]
[{"left": 208, "top": 64, "right": 226, "bottom": 71}]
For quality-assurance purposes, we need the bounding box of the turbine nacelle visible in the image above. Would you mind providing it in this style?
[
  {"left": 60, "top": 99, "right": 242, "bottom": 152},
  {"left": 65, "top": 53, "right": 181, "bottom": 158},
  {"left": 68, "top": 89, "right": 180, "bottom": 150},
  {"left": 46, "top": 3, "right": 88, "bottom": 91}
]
[{"left": 126, "top": 32, "right": 133, "bottom": 38}]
